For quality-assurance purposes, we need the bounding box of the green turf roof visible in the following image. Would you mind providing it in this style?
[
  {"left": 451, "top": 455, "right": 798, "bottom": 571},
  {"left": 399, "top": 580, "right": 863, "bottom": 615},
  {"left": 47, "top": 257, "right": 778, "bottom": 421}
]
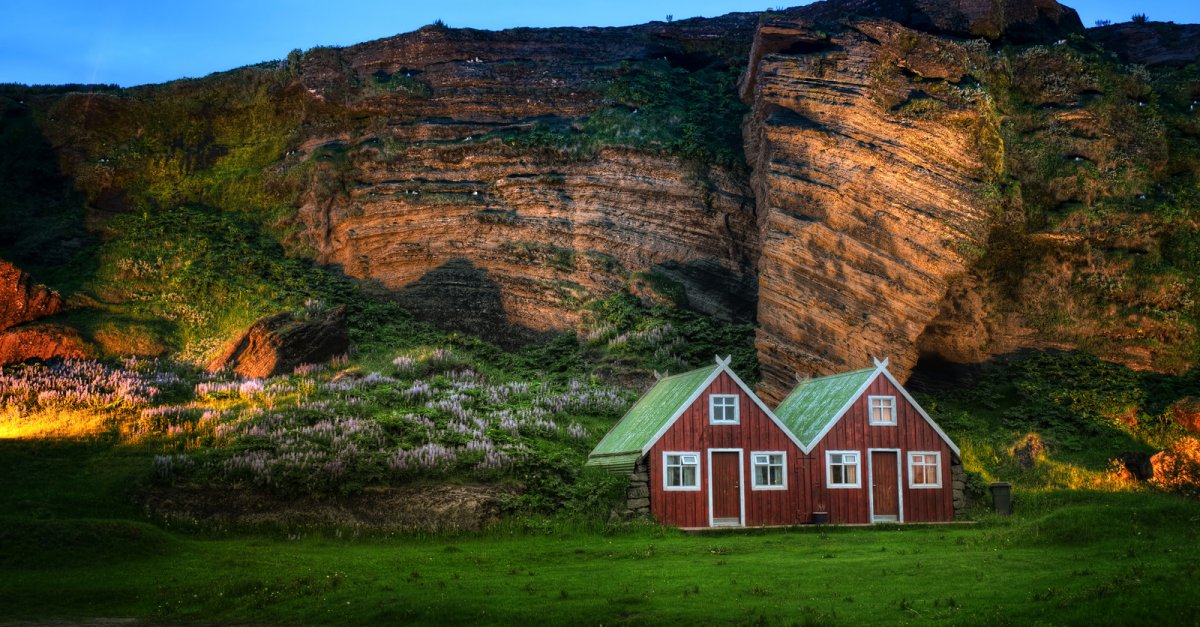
[
  {"left": 773, "top": 367, "right": 877, "bottom": 448},
  {"left": 587, "top": 364, "right": 719, "bottom": 464}
]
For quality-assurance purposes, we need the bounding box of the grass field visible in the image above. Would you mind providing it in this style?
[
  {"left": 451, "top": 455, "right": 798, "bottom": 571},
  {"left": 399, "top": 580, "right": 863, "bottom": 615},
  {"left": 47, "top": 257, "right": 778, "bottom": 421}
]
[{"left": 2, "top": 439, "right": 1199, "bottom": 625}]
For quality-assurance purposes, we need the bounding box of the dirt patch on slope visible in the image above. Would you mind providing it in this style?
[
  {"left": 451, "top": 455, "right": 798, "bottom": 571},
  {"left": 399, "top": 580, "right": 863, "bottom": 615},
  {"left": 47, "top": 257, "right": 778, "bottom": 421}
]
[{"left": 141, "top": 484, "right": 507, "bottom": 533}]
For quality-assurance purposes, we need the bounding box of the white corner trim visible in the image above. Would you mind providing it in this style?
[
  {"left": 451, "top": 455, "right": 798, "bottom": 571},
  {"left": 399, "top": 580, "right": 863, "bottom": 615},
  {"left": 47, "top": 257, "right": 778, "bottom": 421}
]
[
  {"left": 825, "top": 449, "right": 862, "bottom": 489},
  {"left": 907, "top": 450, "right": 943, "bottom": 489}
]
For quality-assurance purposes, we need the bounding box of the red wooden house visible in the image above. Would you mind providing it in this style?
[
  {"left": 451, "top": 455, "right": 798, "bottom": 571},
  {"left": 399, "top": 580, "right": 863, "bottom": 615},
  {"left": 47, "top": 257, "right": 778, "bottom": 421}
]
[{"left": 587, "top": 356, "right": 962, "bottom": 528}]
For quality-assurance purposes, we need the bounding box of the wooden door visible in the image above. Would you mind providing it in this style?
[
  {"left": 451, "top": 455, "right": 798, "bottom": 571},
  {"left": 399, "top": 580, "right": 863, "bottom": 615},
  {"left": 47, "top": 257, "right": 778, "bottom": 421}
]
[
  {"left": 711, "top": 452, "right": 741, "bottom": 525},
  {"left": 871, "top": 451, "right": 899, "bottom": 521}
]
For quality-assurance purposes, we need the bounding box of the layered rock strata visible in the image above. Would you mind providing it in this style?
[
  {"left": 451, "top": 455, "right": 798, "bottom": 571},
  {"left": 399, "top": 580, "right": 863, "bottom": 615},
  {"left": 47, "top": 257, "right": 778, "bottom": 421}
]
[
  {"left": 743, "top": 17, "right": 996, "bottom": 402},
  {"left": 286, "top": 21, "right": 763, "bottom": 343}
]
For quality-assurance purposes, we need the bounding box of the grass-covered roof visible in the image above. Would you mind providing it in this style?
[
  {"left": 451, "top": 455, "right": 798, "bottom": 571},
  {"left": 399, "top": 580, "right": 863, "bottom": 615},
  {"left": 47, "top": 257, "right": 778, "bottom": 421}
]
[
  {"left": 772, "top": 367, "right": 876, "bottom": 449},
  {"left": 585, "top": 364, "right": 718, "bottom": 472}
]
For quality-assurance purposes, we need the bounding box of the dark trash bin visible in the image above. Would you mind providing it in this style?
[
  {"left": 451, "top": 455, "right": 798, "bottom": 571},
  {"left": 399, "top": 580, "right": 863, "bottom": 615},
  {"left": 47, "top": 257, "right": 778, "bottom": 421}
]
[{"left": 989, "top": 482, "right": 1012, "bottom": 516}]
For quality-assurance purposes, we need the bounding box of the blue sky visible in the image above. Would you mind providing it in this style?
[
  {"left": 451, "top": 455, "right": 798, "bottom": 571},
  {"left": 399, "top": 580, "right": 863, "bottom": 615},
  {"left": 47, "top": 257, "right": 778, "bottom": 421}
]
[{"left": 2, "top": 1, "right": 1198, "bottom": 87}]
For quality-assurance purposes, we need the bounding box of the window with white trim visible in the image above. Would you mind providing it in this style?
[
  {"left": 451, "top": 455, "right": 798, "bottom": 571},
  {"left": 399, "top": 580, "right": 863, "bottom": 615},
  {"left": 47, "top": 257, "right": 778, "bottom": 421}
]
[
  {"left": 908, "top": 451, "right": 942, "bottom": 488},
  {"left": 868, "top": 395, "right": 897, "bottom": 425},
  {"left": 663, "top": 452, "right": 700, "bottom": 490},
  {"left": 826, "top": 451, "right": 861, "bottom": 488},
  {"left": 751, "top": 452, "right": 787, "bottom": 489},
  {"left": 709, "top": 394, "right": 740, "bottom": 424}
]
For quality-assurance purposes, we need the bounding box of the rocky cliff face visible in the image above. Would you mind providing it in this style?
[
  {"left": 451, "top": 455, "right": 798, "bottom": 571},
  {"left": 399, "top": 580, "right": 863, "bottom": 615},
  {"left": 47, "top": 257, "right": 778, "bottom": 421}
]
[
  {"left": 742, "top": 16, "right": 998, "bottom": 401},
  {"left": 8, "top": 0, "right": 1198, "bottom": 388},
  {"left": 288, "top": 22, "right": 763, "bottom": 344}
]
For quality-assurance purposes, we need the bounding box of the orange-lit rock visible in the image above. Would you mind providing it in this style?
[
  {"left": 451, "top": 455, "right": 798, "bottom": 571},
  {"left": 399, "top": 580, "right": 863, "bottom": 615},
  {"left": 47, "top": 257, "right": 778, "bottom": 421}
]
[
  {"left": 1150, "top": 437, "right": 1200, "bottom": 496},
  {"left": 743, "top": 15, "right": 995, "bottom": 402},
  {"left": 1168, "top": 397, "right": 1200, "bottom": 434},
  {"left": 0, "top": 324, "right": 90, "bottom": 365},
  {"left": 208, "top": 305, "right": 350, "bottom": 379},
  {"left": 0, "top": 259, "right": 65, "bottom": 332}
]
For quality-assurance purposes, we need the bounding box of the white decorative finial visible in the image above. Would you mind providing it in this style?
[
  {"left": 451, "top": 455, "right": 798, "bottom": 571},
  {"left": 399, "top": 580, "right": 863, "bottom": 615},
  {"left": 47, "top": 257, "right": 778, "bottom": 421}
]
[
  {"left": 873, "top": 356, "right": 890, "bottom": 368},
  {"left": 714, "top": 354, "right": 732, "bottom": 367}
]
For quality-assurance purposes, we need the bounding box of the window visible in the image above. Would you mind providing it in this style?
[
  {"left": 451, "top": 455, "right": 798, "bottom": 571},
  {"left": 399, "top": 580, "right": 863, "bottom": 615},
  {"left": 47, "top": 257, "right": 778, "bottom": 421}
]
[
  {"left": 709, "top": 394, "right": 739, "bottom": 424},
  {"left": 663, "top": 452, "right": 700, "bottom": 490},
  {"left": 751, "top": 452, "right": 787, "bottom": 489},
  {"left": 868, "top": 395, "right": 896, "bottom": 425},
  {"left": 908, "top": 451, "right": 942, "bottom": 488},
  {"left": 826, "top": 451, "right": 861, "bottom": 488}
]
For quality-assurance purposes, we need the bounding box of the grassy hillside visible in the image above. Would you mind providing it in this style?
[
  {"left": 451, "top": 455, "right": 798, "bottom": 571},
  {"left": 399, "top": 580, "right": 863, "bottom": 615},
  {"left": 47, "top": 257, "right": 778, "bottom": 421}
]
[
  {"left": 918, "top": 351, "right": 1200, "bottom": 498},
  {"left": 976, "top": 39, "right": 1200, "bottom": 372}
]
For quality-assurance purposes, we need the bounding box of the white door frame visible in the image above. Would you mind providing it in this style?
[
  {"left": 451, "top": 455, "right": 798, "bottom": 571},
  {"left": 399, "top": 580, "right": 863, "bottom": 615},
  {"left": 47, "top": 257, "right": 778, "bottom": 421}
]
[
  {"left": 707, "top": 448, "right": 744, "bottom": 527},
  {"left": 867, "top": 448, "right": 904, "bottom": 523}
]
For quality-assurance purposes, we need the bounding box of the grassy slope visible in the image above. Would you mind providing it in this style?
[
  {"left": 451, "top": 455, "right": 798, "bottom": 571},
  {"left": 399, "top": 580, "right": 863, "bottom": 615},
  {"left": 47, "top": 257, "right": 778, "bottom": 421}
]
[
  {"left": 918, "top": 351, "right": 1200, "bottom": 495},
  {"left": 977, "top": 41, "right": 1200, "bottom": 371}
]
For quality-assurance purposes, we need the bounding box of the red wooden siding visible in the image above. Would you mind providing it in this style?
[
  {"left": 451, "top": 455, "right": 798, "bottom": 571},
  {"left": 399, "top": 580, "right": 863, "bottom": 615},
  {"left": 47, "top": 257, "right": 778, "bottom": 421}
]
[
  {"left": 648, "top": 372, "right": 809, "bottom": 527},
  {"left": 808, "top": 375, "right": 954, "bottom": 524}
]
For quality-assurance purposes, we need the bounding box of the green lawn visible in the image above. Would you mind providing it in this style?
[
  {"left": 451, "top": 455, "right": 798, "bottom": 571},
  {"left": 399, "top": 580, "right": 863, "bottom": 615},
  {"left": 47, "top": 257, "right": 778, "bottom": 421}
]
[{"left": 2, "top": 440, "right": 1199, "bottom": 625}]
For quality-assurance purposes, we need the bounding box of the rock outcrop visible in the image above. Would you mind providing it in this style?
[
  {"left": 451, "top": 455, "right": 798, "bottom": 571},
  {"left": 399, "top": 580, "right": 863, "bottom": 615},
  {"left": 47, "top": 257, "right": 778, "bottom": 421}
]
[
  {"left": 285, "top": 21, "right": 762, "bottom": 343},
  {"left": 0, "top": 260, "right": 84, "bottom": 366},
  {"left": 1090, "top": 22, "right": 1200, "bottom": 66},
  {"left": 0, "top": 325, "right": 90, "bottom": 365},
  {"left": 1168, "top": 397, "right": 1200, "bottom": 434},
  {"left": 743, "top": 15, "right": 995, "bottom": 401},
  {"left": 1150, "top": 437, "right": 1200, "bottom": 497},
  {"left": 0, "top": 259, "right": 65, "bottom": 332},
  {"left": 207, "top": 305, "right": 351, "bottom": 378}
]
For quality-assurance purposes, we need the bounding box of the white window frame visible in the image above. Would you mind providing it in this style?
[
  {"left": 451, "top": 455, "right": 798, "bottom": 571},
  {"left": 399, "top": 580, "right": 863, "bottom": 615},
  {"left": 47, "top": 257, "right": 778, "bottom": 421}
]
[
  {"left": 709, "top": 394, "right": 740, "bottom": 425},
  {"left": 750, "top": 451, "right": 787, "bottom": 490},
  {"left": 907, "top": 451, "right": 942, "bottom": 489},
  {"left": 826, "top": 450, "right": 862, "bottom": 488},
  {"left": 868, "top": 395, "right": 897, "bottom": 426},
  {"left": 662, "top": 451, "right": 701, "bottom": 491}
]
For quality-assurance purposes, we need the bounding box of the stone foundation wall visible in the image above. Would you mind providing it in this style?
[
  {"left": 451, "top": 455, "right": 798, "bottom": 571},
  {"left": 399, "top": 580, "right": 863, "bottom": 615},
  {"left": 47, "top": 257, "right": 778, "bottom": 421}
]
[
  {"left": 623, "top": 457, "right": 651, "bottom": 519},
  {"left": 952, "top": 455, "right": 966, "bottom": 518}
]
